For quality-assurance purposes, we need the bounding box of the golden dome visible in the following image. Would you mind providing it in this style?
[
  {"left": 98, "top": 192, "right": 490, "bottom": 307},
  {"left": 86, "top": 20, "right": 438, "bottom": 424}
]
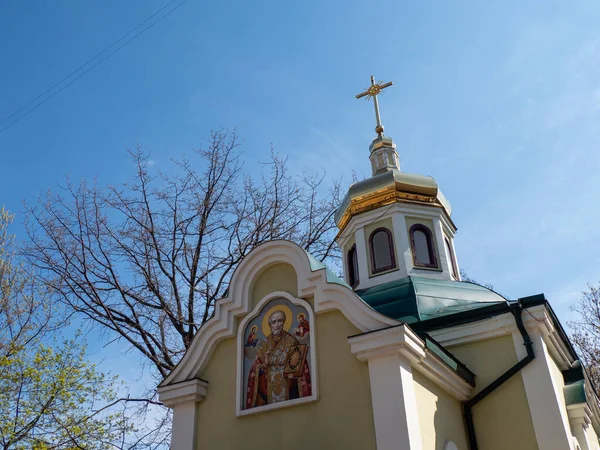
[{"left": 334, "top": 169, "right": 452, "bottom": 234}]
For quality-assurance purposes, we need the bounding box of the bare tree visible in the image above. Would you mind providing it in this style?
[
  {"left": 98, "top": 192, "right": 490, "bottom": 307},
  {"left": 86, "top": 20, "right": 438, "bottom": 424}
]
[
  {"left": 23, "top": 130, "right": 341, "bottom": 380},
  {"left": 570, "top": 283, "right": 600, "bottom": 390},
  {"left": 0, "top": 208, "right": 138, "bottom": 450}
]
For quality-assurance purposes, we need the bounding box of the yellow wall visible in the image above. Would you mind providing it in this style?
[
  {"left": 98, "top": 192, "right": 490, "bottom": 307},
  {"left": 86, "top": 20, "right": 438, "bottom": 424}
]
[
  {"left": 448, "top": 335, "right": 539, "bottom": 450},
  {"left": 413, "top": 371, "right": 469, "bottom": 450},
  {"left": 251, "top": 263, "right": 298, "bottom": 309},
  {"left": 195, "top": 268, "right": 377, "bottom": 450}
]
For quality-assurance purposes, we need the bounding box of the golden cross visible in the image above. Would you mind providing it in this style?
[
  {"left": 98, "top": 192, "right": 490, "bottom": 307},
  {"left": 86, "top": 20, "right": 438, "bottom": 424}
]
[{"left": 356, "top": 75, "right": 393, "bottom": 136}]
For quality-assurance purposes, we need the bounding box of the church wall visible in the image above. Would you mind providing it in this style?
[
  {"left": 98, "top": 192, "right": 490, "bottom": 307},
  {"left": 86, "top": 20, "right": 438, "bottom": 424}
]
[
  {"left": 413, "top": 371, "right": 469, "bottom": 450},
  {"left": 251, "top": 263, "right": 298, "bottom": 310},
  {"left": 194, "top": 309, "right": 377, "bottom": 450},
  {"left": 448, "top": 335, "right": 539, "bottom": 450}
]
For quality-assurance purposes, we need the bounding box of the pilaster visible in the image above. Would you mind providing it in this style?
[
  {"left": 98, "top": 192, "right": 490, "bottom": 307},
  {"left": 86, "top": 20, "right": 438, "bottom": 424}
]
[
  {"left": 368, "top": 352, "right": 423, "bottom": 450},
  {"left": 568, "top": 404, "right": 593, "bottom": 450},
  {"left": 513, "top": 329, "right": 575, "bottom": 450},
  {"left": 391, "top": 212, "right": 411, "bottom": 279},
  {"left": 432, "top": 218, "right": 452, "bottom": 281},
  {"left": 354, "top": 227, "right": 370, "bottom": 290},
  {"left": 158, "top": 379, "right": 208, "bottom": 450},
  {"left": 349, "top": 325, "right": 426, "bottom": 450}
]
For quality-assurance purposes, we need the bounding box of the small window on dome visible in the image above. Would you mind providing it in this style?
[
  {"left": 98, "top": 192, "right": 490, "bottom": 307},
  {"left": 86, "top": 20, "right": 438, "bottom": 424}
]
[
  {"left": 369, "top": 228, "right": 396, "bottom": 274},
  {"left": 445, "top": 237, "right": 459, "bottom": 280},
  {"left": 347, "top": 245, "right": 359, "bottom": 288},
  {"left": 409, "top": 224, "right": 438, "bottom": 269}
]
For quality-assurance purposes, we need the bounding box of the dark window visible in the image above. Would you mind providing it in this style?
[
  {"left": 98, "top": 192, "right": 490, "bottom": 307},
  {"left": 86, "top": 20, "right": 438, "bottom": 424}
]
[
  {"left": 369, "top": 228, "right": 397, "bottom": 274},
  {"left": 347, "top": 245, "right": 359, "bottom": 288},
  {"left": 409, "top": 224, "right": 438, "bottom": 269},
  {"left": 445, "top": 237, "right": 459, "bottom": 280}
]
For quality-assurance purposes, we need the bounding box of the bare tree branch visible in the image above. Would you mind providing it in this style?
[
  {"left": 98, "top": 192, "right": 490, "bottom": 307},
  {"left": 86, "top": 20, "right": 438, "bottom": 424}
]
[{"left": 23, "top": 129, "right": 341, "bottom": 381}]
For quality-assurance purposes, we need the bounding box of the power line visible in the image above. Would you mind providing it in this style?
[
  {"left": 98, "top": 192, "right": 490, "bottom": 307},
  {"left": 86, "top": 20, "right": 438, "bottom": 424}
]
[{"left": 0, "top": 0, "right": 189, "bottom": 135}]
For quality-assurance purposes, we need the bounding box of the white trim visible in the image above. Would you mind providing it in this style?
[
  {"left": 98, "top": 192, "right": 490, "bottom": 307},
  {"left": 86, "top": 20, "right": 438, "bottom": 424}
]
[
  {"left": 337, "top": 202, "right": 456, "bottom": 245},
  {"left": 235, "top": 291, "right": 318, "bottom": 417},
  {"left": 417, "top": 347, "right": 473, "bottom": 401},
  {"left": 349, "top": 324, "right": 426, "bottom": 364},
  {"left": 568, "top": 404, "right": 593, "bottom": 428},
  {"left": 428, "top": 309, "right": 517, "bottom": 346},
  {"left": 354, "top": 227, "right": 370, "bottom": 290},
  {"left": 432, "top": 217, "right": 452, "bottom": 280},
  {"left": 349, "top": 325, "right": 473, "bottom": 401},
  {"left": 170, "top": 400, "right": 198, "bottom": 450},
  {"left": 517, "top": 328, "right": 576, "bottom": 450},
  {"left": 391, "top": 212, "right": 411, "bottom": 280},
  {"left": 338, "top": 201, "right": 457, "bottom": 288},
  {"left": 158, "top": 379, "right": 208, "bottom": 407},
  {"left": 568, "top": 404, "right": 593, "bottom": 450},
  {"left": 428, "top": 305, "right": 571, "bottom": 364},
  {"left": 349, "top": 324, "right": 472, "bottom": 449},
  {"left": 367, "top": 352, "right": 423, "bottom": 449},
  {"left": 160, "top": 240, "right": 396, "bottom": 388}
]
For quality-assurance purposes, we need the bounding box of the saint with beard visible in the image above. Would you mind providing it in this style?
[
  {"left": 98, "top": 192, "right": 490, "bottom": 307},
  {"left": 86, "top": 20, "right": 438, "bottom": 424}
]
[{"left": 246, "top": 309, "right": 312, "bottom": 408}]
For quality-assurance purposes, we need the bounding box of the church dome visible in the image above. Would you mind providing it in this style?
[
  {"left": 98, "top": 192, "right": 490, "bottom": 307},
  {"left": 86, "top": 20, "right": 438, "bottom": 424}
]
[
  {"left": 334, "top": 168, "right": 452, "bottom": 233},
  {"left": 355, "top": 276, "right": 507, "bottom": 324}
]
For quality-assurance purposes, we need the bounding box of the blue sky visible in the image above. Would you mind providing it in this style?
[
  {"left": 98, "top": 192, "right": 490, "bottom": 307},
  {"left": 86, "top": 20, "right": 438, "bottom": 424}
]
[{"left": 2, "top": 0, "right": 600, "bottom": 389}]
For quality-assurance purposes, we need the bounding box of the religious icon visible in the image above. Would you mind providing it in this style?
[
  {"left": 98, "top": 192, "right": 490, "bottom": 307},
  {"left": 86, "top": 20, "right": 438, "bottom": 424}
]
[
  {"left": 245, "top": 325, "right": 259, "bottom": 347},
  {"left": 243, "top": 299, "right": 312, "bottom": 410},
  {"left": 295, "top": 313, "right": 310, "bottom": 338}
]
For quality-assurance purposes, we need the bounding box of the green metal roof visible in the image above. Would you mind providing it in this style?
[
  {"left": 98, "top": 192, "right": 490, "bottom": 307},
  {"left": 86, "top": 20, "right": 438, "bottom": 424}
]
[
  {"left": 563, "top": 361, "right": 587, "bottom": 406},
  {"left": 303, "top": 250, "right": 350, "bottom": 288},
  {"left": 356, "top": 276, "right": 507, "bottom": 324}
]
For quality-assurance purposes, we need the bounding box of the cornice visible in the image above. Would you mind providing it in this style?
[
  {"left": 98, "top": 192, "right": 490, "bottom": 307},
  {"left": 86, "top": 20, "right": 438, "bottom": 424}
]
[
  {"left": 336, "top": 187, "right": 452, "bottom": 237},
  {"left": 336, "top": 202, "right": 456, "bottom": 248},
  {"left": 567, "top": 403, "right": 592, "bottom": 428},
  {"left": 349, "top": 324, "right": 473, "bottom": 401},
  {"left": 349, "top": 324, "right": 426, "bottom": 364},
  {"left": 158, "top": 379, "right": 208, "bottom": 407}
]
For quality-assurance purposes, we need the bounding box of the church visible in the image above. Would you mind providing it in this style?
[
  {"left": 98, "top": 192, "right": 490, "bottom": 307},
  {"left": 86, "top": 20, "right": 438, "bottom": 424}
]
[{"left": 157, "top": 77, "right": 600, "bottom": 450}]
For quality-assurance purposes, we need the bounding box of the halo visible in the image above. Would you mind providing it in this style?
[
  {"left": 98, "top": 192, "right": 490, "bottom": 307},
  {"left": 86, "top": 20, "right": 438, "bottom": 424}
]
[
  {"left": 261, "top": 304, "right": 293, "bottom": 337},
  {"left": 297, "top": 312, "right": 305, "bottom": 322},
  {"left": 250, "top": 325, "right": 258, "bottom": 333}
]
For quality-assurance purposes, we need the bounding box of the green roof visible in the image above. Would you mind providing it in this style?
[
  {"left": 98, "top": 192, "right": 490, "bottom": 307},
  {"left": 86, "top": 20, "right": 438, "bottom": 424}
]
[
  {"left": 563, "top": 361, "right": 587, "bottom": 405},
  {"left": 303, "top": 250, "right": 350, "bottom": 288},
  {"left": 356, "top": 276, "right": 507, "bottom": 324}
]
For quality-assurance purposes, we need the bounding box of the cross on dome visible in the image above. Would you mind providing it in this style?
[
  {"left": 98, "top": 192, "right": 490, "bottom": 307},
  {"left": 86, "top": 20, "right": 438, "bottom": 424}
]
[{"left": 355, "top": 75, "right": 393, "bottom": 136}]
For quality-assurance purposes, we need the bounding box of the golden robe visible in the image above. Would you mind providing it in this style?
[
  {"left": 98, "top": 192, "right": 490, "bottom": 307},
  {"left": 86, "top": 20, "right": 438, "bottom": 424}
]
[{"left": 246, "top": 331, "right": 311, "bottom": 408}]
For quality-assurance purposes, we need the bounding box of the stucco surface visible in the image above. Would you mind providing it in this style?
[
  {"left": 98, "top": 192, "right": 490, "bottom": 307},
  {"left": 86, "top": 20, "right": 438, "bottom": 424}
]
[
  {"left": 195, "top": 309, "right": 377, "bottom": 450},
  {"left": 448, "top": 335, "right": 539, "bottom": 450},
  {"left": 251, "top": 263, "right": 298, "bottom": 309},
  {"left": 413, "top": 371, "right": 468, "bottom": 450}
]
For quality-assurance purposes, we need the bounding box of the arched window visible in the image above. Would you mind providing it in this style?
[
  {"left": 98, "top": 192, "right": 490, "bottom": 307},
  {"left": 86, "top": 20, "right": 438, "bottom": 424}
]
[
  {"left": 445, "top": 237, "right": 459, "bottom": 280},
  {"left": 409, "top": 224, "right": 438, "bottom": 269},
  {"left": 347, "top": 245, "right": 359, "bottom": 288},
  {"left": 369, "top": 228, "right": 396, "bottom": 274}
]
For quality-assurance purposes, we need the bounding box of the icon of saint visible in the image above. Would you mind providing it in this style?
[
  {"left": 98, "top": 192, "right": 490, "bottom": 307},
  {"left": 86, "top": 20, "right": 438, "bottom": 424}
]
[
  {"left": 245, "top": 325, "right": 259, "bottom": 347},
  {"left": 295, "top": 313, "right": 310, "bottom": 338},
  {"left": 246, "top": 309, "right": 311, "bottom": 408}
]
